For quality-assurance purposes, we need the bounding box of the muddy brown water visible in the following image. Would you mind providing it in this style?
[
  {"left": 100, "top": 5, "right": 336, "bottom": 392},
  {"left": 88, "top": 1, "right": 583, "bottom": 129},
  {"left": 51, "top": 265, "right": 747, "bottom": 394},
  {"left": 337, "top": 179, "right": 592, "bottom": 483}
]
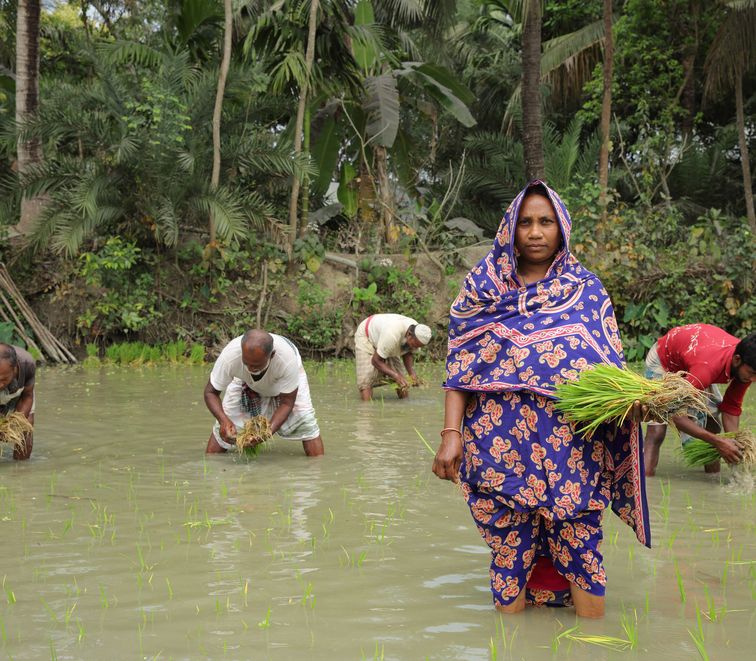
[{"left": 1, "top": 363, "right": 754, "bottom": 659}]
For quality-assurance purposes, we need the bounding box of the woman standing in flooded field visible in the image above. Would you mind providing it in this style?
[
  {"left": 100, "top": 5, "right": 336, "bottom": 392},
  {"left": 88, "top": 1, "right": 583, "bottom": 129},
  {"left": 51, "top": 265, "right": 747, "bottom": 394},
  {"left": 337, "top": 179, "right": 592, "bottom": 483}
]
[{"left": 432, "top": 181, "right": 650, "bottom": 618}]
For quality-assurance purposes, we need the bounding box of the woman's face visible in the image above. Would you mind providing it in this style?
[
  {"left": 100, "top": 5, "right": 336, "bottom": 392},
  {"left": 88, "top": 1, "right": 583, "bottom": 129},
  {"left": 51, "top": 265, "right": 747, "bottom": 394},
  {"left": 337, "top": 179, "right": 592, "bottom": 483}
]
[{"left": 514, "top": 194, "right": 561, "bottom": 268}]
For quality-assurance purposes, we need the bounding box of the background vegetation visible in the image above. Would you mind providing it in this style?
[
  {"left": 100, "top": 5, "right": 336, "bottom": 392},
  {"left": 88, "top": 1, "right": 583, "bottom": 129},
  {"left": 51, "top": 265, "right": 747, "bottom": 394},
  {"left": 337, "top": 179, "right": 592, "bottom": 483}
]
[{"left": 1, "top": 0, "right": 754, "bottom": 360}]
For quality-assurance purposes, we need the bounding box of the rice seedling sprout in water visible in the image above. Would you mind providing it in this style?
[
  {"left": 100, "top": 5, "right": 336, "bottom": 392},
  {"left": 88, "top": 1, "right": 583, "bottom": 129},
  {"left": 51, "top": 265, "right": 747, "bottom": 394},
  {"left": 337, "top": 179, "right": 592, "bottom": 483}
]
[
  {"left": 0, "top": 412, "right": 32, "bottom": 452},
  {"left": 681, "top": 430, "right": 756, "bottom": 467},
  {"left": 554, "top": 364, "right": 710, "bottom": 437},
  {"left": 235, "top": 416, "right": 272, "bottom": 453}
]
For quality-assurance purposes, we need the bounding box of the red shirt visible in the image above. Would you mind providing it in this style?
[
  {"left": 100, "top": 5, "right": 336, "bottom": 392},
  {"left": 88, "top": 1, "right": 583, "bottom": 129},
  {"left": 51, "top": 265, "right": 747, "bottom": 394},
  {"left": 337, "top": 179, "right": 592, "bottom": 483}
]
[{"left": 657, "top": 324, "right": 750, "bottom": 416}]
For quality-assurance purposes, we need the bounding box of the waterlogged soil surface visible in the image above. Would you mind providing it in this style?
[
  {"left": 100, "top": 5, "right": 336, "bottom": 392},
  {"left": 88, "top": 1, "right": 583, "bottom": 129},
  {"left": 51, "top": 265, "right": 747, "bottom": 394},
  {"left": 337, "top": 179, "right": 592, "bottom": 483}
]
[{"left": 1, "top": 362, "right": 755, "bottom": 660}]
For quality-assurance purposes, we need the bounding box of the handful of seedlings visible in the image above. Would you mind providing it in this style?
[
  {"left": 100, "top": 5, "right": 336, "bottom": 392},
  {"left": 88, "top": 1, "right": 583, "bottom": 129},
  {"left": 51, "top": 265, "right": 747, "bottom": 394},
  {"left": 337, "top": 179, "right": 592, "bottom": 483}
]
[
  {"left": 554, "top": 364, "right": 710, "bottom": 438},
  {"left": 681, "top": 430, "right": 756, "bottom": 467},
  {"left": 235, "top": 415, "right": 272, "bottom": 453},
  {"left": 0, "top": 412, "right": 33, "bottom": 451}
]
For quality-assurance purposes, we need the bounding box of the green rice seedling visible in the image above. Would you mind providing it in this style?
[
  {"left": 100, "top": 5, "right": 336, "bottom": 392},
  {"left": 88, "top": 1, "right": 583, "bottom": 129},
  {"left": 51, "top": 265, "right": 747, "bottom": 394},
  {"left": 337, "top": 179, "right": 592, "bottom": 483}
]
[
  {"left": 490, "top": 618, "right": 518, "bottom": 659},
  {"left": 688, "top": 604, "right": 710, "bottom": 660},
  {"left": 257, "top": 606, "right": 271, "bottom": 629},
  {"left": 414, "top": 427, "right": 436, "bottom": 455},
  {"left": 674, "top": 560, "right": 686, "bottom": 603},
  {"left": 620, "top": 607, "right": 639, "bottom": 649},
  {"left": 554, "top": 364, "right": 710, "bottom": 437},
  {"left": 147, "top": 346, "right": 162, "bottom": 363},
  {"left": 64, "top": 602, "right": 77, "bottom": 627},
  {"left": 82, "top": 343, "right": 101, "bottom": 367},
  {"left": 163, "top": 341, "right": 180, "bottom": 363},
  {"left": 189, "top": 343, "right": 205, "bottom": 364},
  {"left": 682, "top": 430, "right": 756, "bottom": 467},
  {"left": 2, "top": 576, "right": 15, "bottom": 606},
  {"left": 105, "top": 344, "right": 121, "bottom": 363},
  {"left": 553, "top": 622, "right": 633, "bottom": 652}
]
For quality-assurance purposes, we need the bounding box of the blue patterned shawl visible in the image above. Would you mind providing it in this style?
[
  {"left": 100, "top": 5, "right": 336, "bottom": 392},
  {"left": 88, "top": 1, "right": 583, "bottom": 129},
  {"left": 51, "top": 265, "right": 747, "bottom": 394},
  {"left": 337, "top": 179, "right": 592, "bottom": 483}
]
[{"left": 445, "top": 180, "right": 650, "bottom": 547}]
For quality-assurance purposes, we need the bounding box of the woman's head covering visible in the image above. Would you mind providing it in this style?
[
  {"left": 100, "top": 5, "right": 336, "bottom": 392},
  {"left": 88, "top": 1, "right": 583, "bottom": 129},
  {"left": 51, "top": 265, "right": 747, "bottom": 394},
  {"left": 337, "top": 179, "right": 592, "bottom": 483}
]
[
  {"left": 446, "top": 180, "right": 623, "bottom": 394},
  {"left": 445, "top": 180, "right": 650, "bottom": 548}
]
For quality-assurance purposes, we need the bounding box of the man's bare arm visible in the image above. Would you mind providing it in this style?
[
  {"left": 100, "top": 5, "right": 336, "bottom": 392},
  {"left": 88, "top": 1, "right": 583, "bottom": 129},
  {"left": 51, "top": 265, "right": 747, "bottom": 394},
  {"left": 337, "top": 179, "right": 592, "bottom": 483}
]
[
  {"left": 269, "top": 389, "right": 297, "bottom": 435},
  {"left": 203, "top": 380, "right": 236, "bottom": 441},
  {"left": 371, "top": 353, "right": 408, "bottom": 388},
  {"left": 671, "top": 414, "right": 741, "bottom": 464},
  {"left": 15, "top": 385, "right": 34, "bottom": 419}
]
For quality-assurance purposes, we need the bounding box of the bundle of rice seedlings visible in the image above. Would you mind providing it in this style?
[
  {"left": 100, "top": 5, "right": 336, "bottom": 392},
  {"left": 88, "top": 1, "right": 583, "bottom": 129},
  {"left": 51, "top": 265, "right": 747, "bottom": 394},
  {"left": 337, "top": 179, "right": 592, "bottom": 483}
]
[
  {"left": 554, "top": 364, "right": 710, "bottom": 438},
  {"left": 235, "top": 415, "right": 272, "bottom": 453},
  {"left": 681, "top": 430, "right": 756, "bottom": 467},
  {"left": 0, "top": 412, "right": 33, "bottom": 450}
]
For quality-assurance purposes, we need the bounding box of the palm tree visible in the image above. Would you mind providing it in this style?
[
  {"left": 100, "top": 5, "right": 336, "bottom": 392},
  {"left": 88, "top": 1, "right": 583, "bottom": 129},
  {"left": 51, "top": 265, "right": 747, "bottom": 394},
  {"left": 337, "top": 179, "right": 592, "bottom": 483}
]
[
  {"left": 464, "top": 2, "right": 609, "bottom": 182},
  {"left": 14, "top": 0, "right": 42, "bottom": 236},
  {"left": 703, "top": 0, "right": 756, "bottom": 232},
  {"left": 11, "top": 38, "right": 310, "bottom": 255},
  {"left": 598, "top": 0, "right": 614, "bottom": 218},
  {"left": 210, "top": 0, "right": 234, "bottom": 245},
  {"left": 287, "top": 0, "right": 320, "bottom": 260},
  {"left": 521, "top": 0, "right": 544, "bottom": 180}
]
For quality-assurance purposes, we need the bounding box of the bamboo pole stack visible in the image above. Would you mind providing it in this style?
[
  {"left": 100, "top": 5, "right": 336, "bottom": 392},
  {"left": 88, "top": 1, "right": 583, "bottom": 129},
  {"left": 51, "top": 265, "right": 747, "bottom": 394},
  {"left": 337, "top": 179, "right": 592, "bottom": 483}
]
[{"left": 0, "top": 263, "right": 76, "bottom": 364}]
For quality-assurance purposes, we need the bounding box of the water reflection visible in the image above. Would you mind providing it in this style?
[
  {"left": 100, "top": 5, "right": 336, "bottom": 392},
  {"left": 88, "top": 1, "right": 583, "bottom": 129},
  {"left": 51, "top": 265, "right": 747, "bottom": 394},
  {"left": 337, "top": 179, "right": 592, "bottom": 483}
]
[{"left": 0, "top": 364, "right": 753, "bottom": 660}]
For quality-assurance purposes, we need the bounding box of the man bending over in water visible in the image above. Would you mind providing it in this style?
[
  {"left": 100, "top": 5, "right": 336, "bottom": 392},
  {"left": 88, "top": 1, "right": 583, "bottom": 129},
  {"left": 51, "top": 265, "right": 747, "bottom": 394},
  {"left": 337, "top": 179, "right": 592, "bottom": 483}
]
[
  {"left": 204, "top": 330, "right": 324, "bottom": 456},
  {"left": 0, "top": 343, "right": 36, "bottom": 460}
]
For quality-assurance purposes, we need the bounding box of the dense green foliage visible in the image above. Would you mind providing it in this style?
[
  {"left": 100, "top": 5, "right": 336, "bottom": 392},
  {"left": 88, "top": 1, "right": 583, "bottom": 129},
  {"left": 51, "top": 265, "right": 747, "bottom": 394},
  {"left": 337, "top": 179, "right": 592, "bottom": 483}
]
[{"left": 1, "top": 0, "right": 754, "bottom": 357}]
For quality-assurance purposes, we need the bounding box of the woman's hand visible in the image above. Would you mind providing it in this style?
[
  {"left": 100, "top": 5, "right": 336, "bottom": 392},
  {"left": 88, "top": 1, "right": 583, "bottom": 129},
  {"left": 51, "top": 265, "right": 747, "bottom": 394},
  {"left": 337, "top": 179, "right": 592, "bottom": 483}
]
[
  {"left": 629, "top": 400, "right": 664, "bottom": 424},
  {"left": 433, "top": 431, "right": 464, "bottom": 483}
]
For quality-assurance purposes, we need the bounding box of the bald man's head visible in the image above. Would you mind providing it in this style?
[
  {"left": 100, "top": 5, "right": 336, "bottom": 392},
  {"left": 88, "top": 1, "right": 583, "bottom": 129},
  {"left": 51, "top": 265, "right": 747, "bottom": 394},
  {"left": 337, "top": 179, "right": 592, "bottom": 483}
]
[{"left": 241, "top": 330, "right": 275, "bottom": 376}]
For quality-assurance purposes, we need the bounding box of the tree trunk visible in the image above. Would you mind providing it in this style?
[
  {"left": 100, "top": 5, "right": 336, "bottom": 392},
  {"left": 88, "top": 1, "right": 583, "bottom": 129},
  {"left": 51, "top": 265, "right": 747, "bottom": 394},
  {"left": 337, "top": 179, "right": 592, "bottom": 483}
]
[
  {"left": 598, "top": 0, "right": 614, "bottom": 220},
  {"left": 299, "top": 104, "right": 311, "bottom": 238},
  {"left": 374, "top": 145, "right": 396, "bottom": 243},
  {"left": 209, "top": 0, "right": 233, "bottom": 245},
  {"left": 14, "top": 0, "right": 43, "bottom": 236},
  {"left": 680, "top": 0, "right": 699, "bottom": 137},
  {"left": 521, "top": 0, "right": 544, "bottom": 181},
  {"left": 735, "top": 67, "right": 756, "bottom": 233},
  {"left": 287, "top": 0, "right": 320, "bottom": 261}
]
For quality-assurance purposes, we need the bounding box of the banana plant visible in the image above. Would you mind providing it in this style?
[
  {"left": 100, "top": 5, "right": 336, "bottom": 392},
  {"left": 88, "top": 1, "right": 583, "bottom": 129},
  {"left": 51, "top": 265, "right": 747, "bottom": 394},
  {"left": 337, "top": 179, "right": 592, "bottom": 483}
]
[{"left": 311, "top": 0, "right": 476, "bottom": 245}]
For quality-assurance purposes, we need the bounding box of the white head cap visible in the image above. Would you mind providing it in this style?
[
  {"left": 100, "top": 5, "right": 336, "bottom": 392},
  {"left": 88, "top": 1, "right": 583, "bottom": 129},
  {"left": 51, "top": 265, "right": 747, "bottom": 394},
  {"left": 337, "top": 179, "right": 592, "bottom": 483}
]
[{"left": 414, "top": 324, "right": 432, "bottom": 345}]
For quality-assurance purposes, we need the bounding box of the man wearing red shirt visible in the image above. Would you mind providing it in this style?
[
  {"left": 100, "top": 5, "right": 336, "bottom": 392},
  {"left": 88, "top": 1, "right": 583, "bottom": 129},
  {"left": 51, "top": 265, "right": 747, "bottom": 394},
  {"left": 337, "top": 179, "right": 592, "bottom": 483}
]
[{"left": 643, "top": 325, "right": 756, "bottom": 476}]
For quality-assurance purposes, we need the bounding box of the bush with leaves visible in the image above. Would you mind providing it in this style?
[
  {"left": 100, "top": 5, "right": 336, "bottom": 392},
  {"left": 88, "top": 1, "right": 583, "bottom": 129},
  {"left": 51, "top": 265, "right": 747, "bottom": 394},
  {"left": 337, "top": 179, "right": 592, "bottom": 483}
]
[
  {"left": 76, "top": 236, "right": 161, "bottom": 338},
  {"left": 286, "top": 279, "right": 344, "bottom": 352},
  {"left": 567, "top": 184, "right": 755, "bottom": 360},
  {"left": 352, "top": 260, "right": 433, "bottom": 322}
]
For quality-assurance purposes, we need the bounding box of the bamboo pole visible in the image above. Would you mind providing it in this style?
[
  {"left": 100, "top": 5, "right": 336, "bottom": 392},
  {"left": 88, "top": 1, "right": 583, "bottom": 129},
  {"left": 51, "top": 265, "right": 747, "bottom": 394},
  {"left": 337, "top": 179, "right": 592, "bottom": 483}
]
[{"left": 0, "top": 263, "right": 76, "bottom": 363}]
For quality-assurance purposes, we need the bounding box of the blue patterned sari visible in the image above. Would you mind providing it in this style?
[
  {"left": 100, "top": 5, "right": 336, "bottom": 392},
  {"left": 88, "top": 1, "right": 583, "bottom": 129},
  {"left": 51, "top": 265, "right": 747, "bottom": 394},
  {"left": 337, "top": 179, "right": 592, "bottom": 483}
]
[{"left": 444, "top": 181, "right": 650, "bottom": 606}]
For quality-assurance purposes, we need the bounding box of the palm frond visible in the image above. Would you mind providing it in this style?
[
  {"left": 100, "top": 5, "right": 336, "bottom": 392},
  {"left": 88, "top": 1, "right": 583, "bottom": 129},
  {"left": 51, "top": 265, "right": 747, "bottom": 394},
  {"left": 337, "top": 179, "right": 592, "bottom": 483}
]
[
  {"left": 155, "top": 197, "right": 180, "bottom": 247},
  {"left": 544, "top": 118, "right": 582, "bottom": 190},
  {"left": 373, "top": 0, "right": 424, "bottom": 28},
  {"left": 704, "top": 6, "right": 756, "bottom": 100},
  {"left": 191, "top": 187, "right": 248, "bottom": 242},
  {"left": 541, "top": 17, "right": 605, "bottom": 101},
  {"left": 97, "top": 41, "right": 169, "bottom": 69}
]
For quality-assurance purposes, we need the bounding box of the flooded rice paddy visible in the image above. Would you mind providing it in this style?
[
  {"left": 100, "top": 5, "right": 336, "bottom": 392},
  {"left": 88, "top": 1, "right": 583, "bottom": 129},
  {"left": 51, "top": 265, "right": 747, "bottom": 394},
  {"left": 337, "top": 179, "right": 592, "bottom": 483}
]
[{"left": 1, "top": 362, "right": 755, "bottom": 660}]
